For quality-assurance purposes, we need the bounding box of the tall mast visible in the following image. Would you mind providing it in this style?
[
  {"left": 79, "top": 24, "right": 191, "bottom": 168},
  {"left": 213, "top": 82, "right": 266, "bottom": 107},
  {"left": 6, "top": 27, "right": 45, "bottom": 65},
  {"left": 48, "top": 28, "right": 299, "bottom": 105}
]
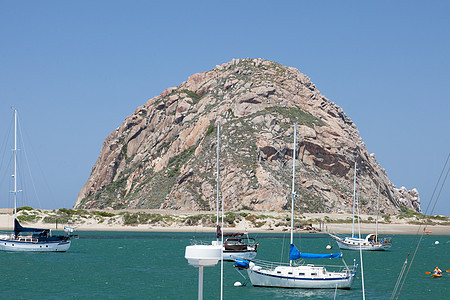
[
  {"left": 290, "top": 123, "right": 297, "bottom": 267},
  {"left": 351, "top": 161, "right": 356, "bottom": 238},
  {"left": 376, "top": 184, "right": 380, "bottom": 240},
  {"left": 216, "top": 122, "right": 220, "bottom": 232},
  {"left": 13, "top": 108, "right": 18, "bottom": 220}
]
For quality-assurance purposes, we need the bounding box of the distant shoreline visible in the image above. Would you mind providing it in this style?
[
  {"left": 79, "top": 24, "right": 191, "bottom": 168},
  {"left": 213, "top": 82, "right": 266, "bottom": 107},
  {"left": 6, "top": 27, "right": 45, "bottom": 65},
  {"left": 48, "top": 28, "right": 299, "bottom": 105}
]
[{"left": 0, "top": 208, "right": 449, "bottom": 235}]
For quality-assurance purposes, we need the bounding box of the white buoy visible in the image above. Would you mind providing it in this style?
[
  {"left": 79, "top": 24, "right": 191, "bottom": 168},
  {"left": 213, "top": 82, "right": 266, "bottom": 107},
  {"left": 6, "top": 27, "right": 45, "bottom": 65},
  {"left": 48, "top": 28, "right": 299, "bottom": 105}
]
[
  {"left": 435, "top": 241, "right": 439, "bottom": 245},
  {"left": 326, "top": 245, "right": 332, "bottom": 249},
  {"left": 234, "top": 282, "right": 242, "bottom": 287}
]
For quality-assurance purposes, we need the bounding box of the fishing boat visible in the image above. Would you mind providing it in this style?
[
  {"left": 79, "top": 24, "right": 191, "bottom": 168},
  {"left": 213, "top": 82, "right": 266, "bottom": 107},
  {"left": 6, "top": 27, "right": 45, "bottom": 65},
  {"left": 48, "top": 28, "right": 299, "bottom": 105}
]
[
  {"left": 236, "top": 124, "right": 357, "bottom": 289},
  {"left": 216, "top": 225, "right": 258, "bottom": 261},
  {"left": 0, "top": 108, "right": 74, "bottom": 252},
  {"left": 329, "top": 164, "right": 392, "bottom": 251}
]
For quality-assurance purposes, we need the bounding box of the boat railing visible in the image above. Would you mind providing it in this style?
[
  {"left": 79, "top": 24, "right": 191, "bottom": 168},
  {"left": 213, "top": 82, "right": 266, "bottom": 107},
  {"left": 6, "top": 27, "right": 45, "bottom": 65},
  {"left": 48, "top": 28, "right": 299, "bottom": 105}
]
[
  {"left": 189, "top": 239, "right": 213, "bottom": 246},
  {"left": 296, "top": 260, "right": 352, "bottom": 273},
  {"left": 16, "top": 236, "right": 39, "bottom": 243},
  {"left": 252, "top": 259, "right": 290, "bottom": 270},
  {"left": 252, "top": 258, "right": 351, "bottom": 274}
]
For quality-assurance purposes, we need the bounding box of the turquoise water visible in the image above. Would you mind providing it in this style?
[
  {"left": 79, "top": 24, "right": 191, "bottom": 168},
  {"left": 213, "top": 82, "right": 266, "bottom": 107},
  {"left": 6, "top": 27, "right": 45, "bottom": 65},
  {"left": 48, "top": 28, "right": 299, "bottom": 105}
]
[{"left": 0, "top": 231, "right": 448, "bottom": 299}]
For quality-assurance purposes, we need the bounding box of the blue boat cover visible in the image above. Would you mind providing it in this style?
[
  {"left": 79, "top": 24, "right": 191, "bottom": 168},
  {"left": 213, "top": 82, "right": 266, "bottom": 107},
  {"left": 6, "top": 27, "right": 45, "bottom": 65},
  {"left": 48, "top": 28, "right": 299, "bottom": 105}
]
[
  {"left": 234, "top": 259, "right": 250, "bottom": 269},
  {"left": 289, "top": 244, "right": 342, "bottom": 260}
]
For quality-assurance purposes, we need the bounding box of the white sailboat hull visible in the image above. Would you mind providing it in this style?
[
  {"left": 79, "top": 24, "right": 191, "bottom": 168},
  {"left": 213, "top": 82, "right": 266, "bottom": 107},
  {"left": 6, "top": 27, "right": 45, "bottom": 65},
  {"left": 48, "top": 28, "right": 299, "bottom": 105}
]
[
  {"left": 0, "top": 239, "right": 71, "bottom": 252},
  {"left": 336, "top": 240, "right": 391, "bottom": 251},
  {"left": 246, "top": 263, "right": 355, "bottom": 289},
  {"left": 329, "top": 234, "right": 392, "bottom": 251}
]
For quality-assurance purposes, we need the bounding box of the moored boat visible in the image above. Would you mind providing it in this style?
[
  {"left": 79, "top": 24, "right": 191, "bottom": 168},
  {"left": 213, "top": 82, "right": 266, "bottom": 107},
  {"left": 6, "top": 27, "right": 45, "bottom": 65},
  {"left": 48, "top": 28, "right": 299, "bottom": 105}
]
[
  {"left": 237, "top": 124, "right": 357, "bottom": 289},
  {"left": 0, "top": 108, "right": 75, "bottom": 252}
]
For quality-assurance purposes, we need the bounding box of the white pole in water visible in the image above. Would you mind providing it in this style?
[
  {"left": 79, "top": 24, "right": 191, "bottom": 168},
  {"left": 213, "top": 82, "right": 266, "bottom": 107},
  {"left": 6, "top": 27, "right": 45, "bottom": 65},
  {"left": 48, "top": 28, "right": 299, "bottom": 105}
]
[
  {"left": 351, "top": 161, "right": 357, "bottom": 238},
  {"left": 198, "top": 266, "right": 203, "bottom": 300},
  {"left": 290, "top": 123, "right": 297, "bottom": 267}
]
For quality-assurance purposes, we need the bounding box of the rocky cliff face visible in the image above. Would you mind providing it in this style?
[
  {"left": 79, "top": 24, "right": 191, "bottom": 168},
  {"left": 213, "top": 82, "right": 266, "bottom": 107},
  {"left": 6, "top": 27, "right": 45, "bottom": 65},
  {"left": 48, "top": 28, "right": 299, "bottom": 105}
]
[{"left": 74, "top": 58, "right": 421, "bottom": 214}]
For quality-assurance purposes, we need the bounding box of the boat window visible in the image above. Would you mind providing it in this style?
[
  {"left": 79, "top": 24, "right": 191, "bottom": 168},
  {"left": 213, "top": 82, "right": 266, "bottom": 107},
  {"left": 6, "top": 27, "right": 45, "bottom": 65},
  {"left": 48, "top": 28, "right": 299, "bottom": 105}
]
[
  {"left": 277, "top": 271, "right": 281, "bottom": 274},
  {"left": 288, "top": 272, "right": 292, "bottom": 275},
  {"left": 311, "top": 273, "right": 317, "bottom": 276},
  {"left": 298, "top": 273, "right": 305, "bottom": 276}
]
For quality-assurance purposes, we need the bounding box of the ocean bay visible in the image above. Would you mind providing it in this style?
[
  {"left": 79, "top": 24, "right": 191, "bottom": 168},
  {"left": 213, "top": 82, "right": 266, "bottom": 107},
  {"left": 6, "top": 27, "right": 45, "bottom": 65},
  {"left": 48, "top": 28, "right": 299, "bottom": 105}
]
[{"left": 1, "top": 231, "right": 448, "bottom": 299}]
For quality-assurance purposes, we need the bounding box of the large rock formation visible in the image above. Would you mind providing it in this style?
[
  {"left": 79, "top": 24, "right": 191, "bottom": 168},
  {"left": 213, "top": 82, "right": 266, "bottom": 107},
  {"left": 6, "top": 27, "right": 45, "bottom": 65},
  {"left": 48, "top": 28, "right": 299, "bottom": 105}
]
[{"left": 74, "top": 58, "right": 421, "bottom": 214}]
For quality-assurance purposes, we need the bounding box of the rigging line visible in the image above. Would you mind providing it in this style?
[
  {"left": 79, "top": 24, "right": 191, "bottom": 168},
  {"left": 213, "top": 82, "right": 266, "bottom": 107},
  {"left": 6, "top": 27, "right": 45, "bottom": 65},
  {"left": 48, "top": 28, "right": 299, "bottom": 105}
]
[
  {"left": 17, "top": 116, "right": 43, "bottom": 209},
  {"left": 395, "top": 164, "right": 449, "bottom": 300},
  {"left": 422, "top": 153, "right": 450, "bottom": 216},
  {"left": 391, "top": 160, "right": 449, "bottom": 299},
  {"left": 0, "top": 113, "right": 14, "bottom": 186},
  {"left": 391, "top": 154, "right": 450, "bottom": 299},
  {"left": 393, "top": 154, "right": 449, "bottom": 271}
]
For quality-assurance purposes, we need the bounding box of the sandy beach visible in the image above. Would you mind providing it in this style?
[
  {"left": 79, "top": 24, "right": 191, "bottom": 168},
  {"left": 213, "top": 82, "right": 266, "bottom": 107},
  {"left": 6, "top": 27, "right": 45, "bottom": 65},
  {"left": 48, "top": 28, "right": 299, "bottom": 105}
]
[{"left": 1, "top": 208, "right": 449, "bottom": 235}]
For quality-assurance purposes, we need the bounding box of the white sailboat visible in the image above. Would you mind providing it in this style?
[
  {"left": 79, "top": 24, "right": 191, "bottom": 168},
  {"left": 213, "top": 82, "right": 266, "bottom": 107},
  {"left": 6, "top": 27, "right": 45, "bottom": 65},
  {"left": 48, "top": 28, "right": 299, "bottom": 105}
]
[
  {"left": 328, "top": 163, "right": 392, "bottom": 251},
  {"left": 0, "top": 108, "right": 73, "bottom": 252},
  {"left": 235, "top": 124, "right": 357, "bottom": 289}
]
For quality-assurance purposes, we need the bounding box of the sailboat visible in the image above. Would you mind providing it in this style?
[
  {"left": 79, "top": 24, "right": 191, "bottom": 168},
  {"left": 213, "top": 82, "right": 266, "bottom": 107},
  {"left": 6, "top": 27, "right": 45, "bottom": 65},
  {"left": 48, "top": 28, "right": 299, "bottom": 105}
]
[
  {"left": 0, "top": 108, "right": 73, "bottom": 252},
  {"left": 236, "top": 124, "right": 357, "bottom": 289},
  {"left": 212, "top": 122, "right": 258, "bottom": 261},
  {"left": 328, "top": 163, "right": 392, "bottom": 251}
]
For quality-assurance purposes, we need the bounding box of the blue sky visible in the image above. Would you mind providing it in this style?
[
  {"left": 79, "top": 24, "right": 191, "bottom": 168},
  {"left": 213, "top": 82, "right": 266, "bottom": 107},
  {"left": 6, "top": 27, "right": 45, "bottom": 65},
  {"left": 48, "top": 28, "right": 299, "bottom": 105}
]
[{"left": 0, "top": 1, "right": 449, "bottom": 215}]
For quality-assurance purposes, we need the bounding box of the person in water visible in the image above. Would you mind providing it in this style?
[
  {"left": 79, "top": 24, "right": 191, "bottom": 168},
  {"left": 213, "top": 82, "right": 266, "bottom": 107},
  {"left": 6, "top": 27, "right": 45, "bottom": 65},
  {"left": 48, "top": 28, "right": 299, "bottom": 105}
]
[{"left": 433, "top": 267, "right": 442, "bottom": 275}]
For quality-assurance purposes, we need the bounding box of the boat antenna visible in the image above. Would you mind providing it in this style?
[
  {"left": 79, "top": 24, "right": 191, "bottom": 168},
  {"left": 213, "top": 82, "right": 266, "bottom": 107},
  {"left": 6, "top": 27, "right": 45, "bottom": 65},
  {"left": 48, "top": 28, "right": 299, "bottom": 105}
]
[
  {"left": 351, "top": 161, "right": 357, "bottom": 238},
  {"left": 290, "top": 123, "right": 297, "bottom": 267}
]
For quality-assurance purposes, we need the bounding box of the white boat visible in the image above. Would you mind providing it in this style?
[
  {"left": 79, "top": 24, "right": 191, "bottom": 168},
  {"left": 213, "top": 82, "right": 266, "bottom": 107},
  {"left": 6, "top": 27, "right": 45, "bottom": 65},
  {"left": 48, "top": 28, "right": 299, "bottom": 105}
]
[
  {"left": 0, "top": 108, "right": 73, "bottom": 252},
  {"left": 329, "top": 164, "right": 392, "bottom": 251},
  {"left": 236, "top": 124, "right": 357, "bottom": 289},
  {"left": 216, "top": 225, "right": 258, "bottom": 261},
  {"left": 328, "top": 233, "right": 391, "bottom": 251}
]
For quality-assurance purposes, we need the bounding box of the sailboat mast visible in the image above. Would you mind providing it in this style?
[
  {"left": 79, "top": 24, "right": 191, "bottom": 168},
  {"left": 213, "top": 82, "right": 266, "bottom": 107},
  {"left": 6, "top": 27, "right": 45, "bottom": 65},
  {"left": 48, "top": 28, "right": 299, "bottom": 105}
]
[
  {"left": 13, "top": 108, "right": 18, "bottom": 220},
  {"left": 376, "top": 185, "right": 380, "bottom": 240},
  {"left": 351, "top": 161, "right": 356, "bottom": 238},
  {"left": 290, "top": 123, "right": 297, "bottom": 266},
  {"left": 216, "top": 122, "right": 220, "bottom": 232}
]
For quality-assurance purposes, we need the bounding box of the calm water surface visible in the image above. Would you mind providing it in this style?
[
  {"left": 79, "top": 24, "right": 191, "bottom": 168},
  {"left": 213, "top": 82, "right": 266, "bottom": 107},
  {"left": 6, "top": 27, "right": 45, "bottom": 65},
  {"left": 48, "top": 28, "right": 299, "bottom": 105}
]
[{"left": 0, "top": 231, "right": 448, "bottom": 299}]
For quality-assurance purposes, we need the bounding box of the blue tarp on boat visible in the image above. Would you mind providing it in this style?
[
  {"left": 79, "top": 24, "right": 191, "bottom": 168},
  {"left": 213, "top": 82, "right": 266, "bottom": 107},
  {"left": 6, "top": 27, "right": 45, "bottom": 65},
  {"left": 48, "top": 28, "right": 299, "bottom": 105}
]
[
  {"left": 289, "top": 244, "right": 342, "bottom": 260},
  {"left": 234, "top": 259, "right": 250, "bottom": 269}
]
